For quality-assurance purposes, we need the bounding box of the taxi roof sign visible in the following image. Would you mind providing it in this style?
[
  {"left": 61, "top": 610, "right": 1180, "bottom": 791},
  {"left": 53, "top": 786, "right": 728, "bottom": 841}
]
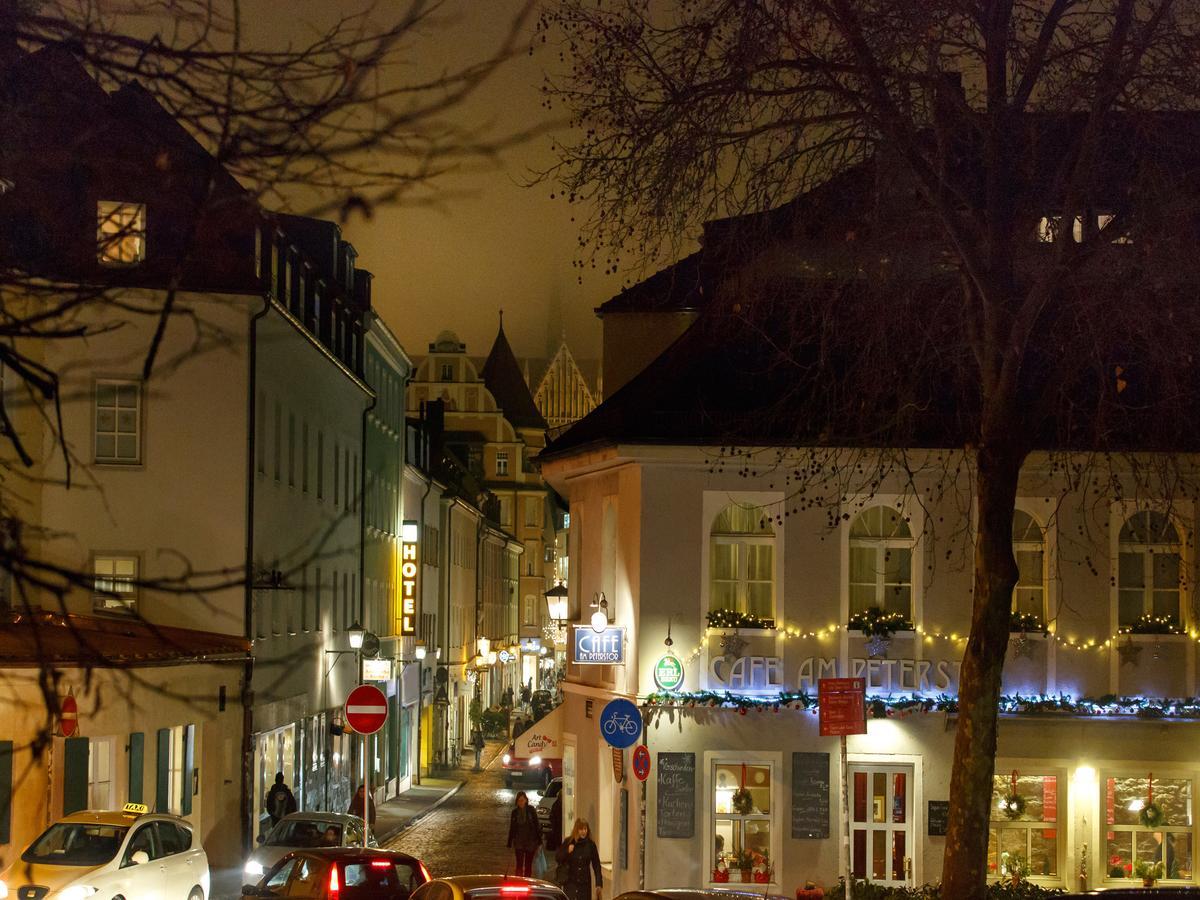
[{"left": 122, "top": 802, "right": 149, "bottom": 816}]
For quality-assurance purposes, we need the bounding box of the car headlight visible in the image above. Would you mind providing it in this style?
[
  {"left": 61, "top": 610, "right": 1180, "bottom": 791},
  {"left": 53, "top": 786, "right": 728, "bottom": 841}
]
[
  {"left": 502, "top": 753, "right": 512, "bottom": 764},
  {"left": 529, "top": 756, "right": 542, "bottom": 767},
  {"left": 58, "top": 887, "right": 97, "bottom": 900},
  {"left": 1, "top": 879, "right": 9, "bottom": 900},
  {"left": 244, "top": 861, "right": 265, "bottom": 878}
]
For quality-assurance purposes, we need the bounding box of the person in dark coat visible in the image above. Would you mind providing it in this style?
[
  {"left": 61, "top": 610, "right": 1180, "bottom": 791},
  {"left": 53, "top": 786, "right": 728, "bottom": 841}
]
[
  {"left": 507, "top": 791, "right": 541, "bottom": 876},
  {"left": 555, "top": 818, "right": 602, "bottom": 900},
  {"left": 348, "top": 785, "right": 377, "bottom": 829},
  {"left": 545, "top": 794, "right": 563, "bottom": 852},
  {"left": 265, "top": 772, "right": 297, "bottom": 826}
]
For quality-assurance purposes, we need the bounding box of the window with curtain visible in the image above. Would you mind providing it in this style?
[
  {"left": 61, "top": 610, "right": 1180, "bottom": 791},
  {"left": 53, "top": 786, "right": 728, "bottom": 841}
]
[
  {"left": 1104, "top": 775, "right": 1193, "bottom": 882},
  {"left": 1118, "top": 511, "right": 1183, "bottom": 628},
  {"left": 709, "top": 505, "right": 775, "bottom": 622},
  {"left": 1012, "top": 511, "right": 1047, "bottom": 621},
  {"left": 987, "top": 772, "right": 1060, "bottom": 882},
  {"left": 849, "top": 507, "right": 913, "bottom": 617}
]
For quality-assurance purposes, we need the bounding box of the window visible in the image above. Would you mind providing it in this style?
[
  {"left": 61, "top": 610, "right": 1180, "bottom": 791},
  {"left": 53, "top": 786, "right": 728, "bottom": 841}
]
[
  {"left": 987, "top": 772, "right": 1060, "bottom": 882},
  {"left": 334, "top": 441, "right": 340, "bottom": 507},
  {"left": 93, "top": 555, "right": 137, "bottom": 613},
  {"left": 1104, "top": 775, "right": 1192, "bottom": 882},
  {"left": 256, "top": 391, "right": 267, "bottom": 474},
  {"left": 316, "top": 568, "right": 323, "bottom": 633},
  {"left": 301, "top": 421, "right": 309, "bottom": 493},
  {"left": 440, "top": 363, "right": 453, "bottom": 382},
  {"left": 167, "top": 725, "right": 184, "bottom": 814},
  {"left": 332, "top": 569, "right": 339, "bottom": 633},
  {"left": 87, "top": 737, "right": 114, "bottom": 810},
  {"left": 523, "top": 595, "right": 536, "bottom": 627},
  {"left": 496, "top": 452, "right": 509, "bottom": 477},
  {"left": 300, "top": 569, "right": 309, "bottom": 633},
  {"left": 1012, "top": 510, "right": 1047, "bottom": 622},
  {"left": 709, "top": 504, "right": 775, "bottom": 621},
  {"left": 525, "top": 497, "right": 542, "bottom": 528},
  {"left": 713, "top": 761, "right": 772, "bottom": 879},
  {"left": 499, "top": 497, "right": 513, "bottom": 528},
  {"left": 1118, "top": 511, "right": 1183, "bottom": 628},
  {"left": 848, "top": 507, "right": 913, "bottom": 618},
  {"left": 96, "top": 201, "right": 146, "bottom": 266},
  {"left": 287, "top": 413, "right": 296, "bottom": 487},
  {"left": 95, "top": 380, "right": 141, "bottom": 464},
  {"left": 317, "top": 431, "right": 325, "bottom": 500},
  {"left": 273, "top": 401, "right": 282, "bottom": 482}
]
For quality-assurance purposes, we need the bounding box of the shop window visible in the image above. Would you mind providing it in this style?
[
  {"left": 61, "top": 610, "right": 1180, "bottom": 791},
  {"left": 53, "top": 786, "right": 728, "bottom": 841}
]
[
  {"left": 1012, "top": 511, "right": 1047, "bottom": 623},
  {"left": 710, "top": 505, "right": 775, "bottom": 623},
  {"left": 987, "top": 772, "right": 1060, "bottom": 882},
  {"left": 1104, "top": 775, "right": 1192, "bottom": 882},
  {"left": 713, "top": 761, "right": 772, "bottom": 881},
  {"left": 849, "top": 507, "right": 913, "bottom": 618},
  {"left": 1118, "top": 511, "right": 1183, "bottom": 628}
]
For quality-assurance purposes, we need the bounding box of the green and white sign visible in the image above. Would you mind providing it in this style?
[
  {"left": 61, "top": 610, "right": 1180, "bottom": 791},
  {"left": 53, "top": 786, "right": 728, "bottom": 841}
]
[{"left": 653, "top": 654, "right": 685, "bottom": 691}]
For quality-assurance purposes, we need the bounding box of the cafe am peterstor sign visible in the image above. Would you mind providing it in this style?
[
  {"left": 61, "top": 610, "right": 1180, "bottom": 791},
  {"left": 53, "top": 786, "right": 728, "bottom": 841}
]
[
  {"left": 573, "top": 625, "right": 627, "bottom": 665},
  {"left": 706, "top": 653, "right": 962, "bottom": 694}
]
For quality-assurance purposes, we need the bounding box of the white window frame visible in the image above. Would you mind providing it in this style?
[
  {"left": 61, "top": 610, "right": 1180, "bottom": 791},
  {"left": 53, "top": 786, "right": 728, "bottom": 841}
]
[
  {"left": 87, "top": 736, "right": 116, "bottom": 810},
  {"left": 987, "top": 767, "right": 1066, "bottom": 887},
  {"left": 700, "top": 492, "right": 783, "bottom": 626},
  {"left": 1112, "top": 504, "right": 1188, "bottom": 629},
  {"left": 1011, "top": 508, "right": 1049, "bottom": 623},
  {"left": 94, "top": 379, "right": 142, "bottom": 466},
  {"left": 496, "top": 452, "right": 510, "bottom": 477},
  {"left": 96, "top": 201, "right": 146, "bottom": 266},
  {"left": 92, "top": 554, "right": 139, "bottom": 614},
  {"left": 846, "top": 505, "right": 916, "bottom": 618},
  {"left": 703, "top": 750, "right": 782, "bottom": 888},
  {"left": 1100, "top": 770, "right": 1195, "bottom": 886}
]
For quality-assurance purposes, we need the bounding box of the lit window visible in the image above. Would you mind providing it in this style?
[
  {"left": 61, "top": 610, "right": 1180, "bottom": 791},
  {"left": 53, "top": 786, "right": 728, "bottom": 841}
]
[
  {"left": 710, "top": 504, "right": 775, "bottom": 623},
  {"left": 1012, "top": 510, "right": 1046, "bottom": 623},
  {"left": 94, "top": 380, "right": 141, "bottom": 464},
  {"left": 96, "top": 201, "right": 146, "bottom": 266},
  {"left": 1118, "top": 511, "right": 1183, "bottom": 628},
  {"left": 1104, "top": 774, "right": 1192, "bottom": 883},
  {"left": 93, "top": 555, "right": 138, "bottom": 613},
  {"left": 848, "top": 507, "right": 912, "bottom": 618},
  {"left": 987, "top": 772, "right": 1060, "bottom": 883},
  {"left": 713, "top": 761, "right": 772, "bottom": 883},
  {"left": 496, "top": 452, "right": 509, "bottom": 477}
]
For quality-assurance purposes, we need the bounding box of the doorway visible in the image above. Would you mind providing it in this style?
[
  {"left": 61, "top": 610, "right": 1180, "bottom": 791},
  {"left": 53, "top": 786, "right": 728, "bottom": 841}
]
[{"left": 850, "top": 763, "right": 914, "bottom": 887}]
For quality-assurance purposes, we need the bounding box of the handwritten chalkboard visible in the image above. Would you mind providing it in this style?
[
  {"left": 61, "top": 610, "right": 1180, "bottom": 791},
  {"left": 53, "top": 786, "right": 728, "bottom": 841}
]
[
  {"left": 656, "top": 752, "right": 695, "bottom": 839},
  {"left": 928, "top": 801, "right": 949, "bottom": 837},
  {"left": 791, "top": 752, "right": 830, "bottom": 839}
]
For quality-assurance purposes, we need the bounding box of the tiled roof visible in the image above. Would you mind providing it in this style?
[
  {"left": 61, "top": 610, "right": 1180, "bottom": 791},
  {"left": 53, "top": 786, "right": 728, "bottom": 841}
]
[{"left": 481, "top": 321, "right": 547, "bottom": 430}]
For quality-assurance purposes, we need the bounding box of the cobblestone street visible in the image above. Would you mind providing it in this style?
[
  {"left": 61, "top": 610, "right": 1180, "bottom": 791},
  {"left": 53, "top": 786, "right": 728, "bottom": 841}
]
[{"left": 384, "top": 750, "right": 549, "bottom": 877}]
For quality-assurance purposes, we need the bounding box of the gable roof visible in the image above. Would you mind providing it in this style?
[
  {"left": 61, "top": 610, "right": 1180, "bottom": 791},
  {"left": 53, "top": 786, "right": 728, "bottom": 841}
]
[{"left": 481, "top": 319, "right": 547, "bottom": 430}]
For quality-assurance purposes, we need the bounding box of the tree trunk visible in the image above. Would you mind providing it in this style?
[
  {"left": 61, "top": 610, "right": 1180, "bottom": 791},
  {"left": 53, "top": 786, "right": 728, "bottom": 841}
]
[{"left": 941, "top": 444, "right": 1023, "bottom": 899}]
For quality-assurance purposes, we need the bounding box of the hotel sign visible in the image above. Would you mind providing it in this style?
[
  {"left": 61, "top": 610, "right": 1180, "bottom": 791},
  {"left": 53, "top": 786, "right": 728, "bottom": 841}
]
[
  {"left": 573, "top": 625, "right": 627, "bottom": 665},
  {"left": 400, "top": 524, "right": 418, "bottom": 636}
]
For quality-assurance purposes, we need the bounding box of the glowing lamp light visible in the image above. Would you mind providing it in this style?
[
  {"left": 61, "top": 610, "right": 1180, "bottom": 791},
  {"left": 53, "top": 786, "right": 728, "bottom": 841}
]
[
  {"left": 347, "top": 622, "right": 365, "bottom": 650},
  {"left": 503, "top": 753, "right": 512, "bottom": 764},
  {"left": 544, "top": 581, "right": 569, "bottom": 622},
  {"left": 487, "top": 650, "right": 498, "bottom": 665},
  {"left": 415, "top": 643, "right": 427, "bottom": 661},
  {"left": 530, "top": 755, "right": 542, "bottom": 766},
  {"left": 591, "top": 609, "right": 608, "bottom": 632},
  {"left": 477, "top": 636, "right": 491, "bottom": 656},
  {"left": 401, "top": 521, "right": 419, "bottom": 543}
]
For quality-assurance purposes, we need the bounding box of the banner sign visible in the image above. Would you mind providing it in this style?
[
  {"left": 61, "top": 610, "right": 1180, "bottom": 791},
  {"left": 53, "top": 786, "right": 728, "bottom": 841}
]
[
  {"left": 818, "top": 677, "right": 868, "bottom": 737},
  {"left": 573, "top": 625, "right": 626, "bottom": 664},
  {"left": 400, "top": 527, "right": 418, "bottom": 636}
]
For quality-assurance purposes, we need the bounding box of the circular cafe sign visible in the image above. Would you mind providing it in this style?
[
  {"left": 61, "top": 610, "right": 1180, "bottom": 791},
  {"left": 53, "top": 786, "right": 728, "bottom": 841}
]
[{"left": 653, "top": 654, "right": 685, "bottom": 691}]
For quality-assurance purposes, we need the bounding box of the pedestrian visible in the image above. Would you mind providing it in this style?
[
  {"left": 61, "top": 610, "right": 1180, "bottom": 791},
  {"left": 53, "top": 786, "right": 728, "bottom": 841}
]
[
  {"left": 348, "top": 784, "right": 377, "bottom": 829},
  {"left": 264, "top": 772, "right": 297, "bottom": 826},
  {"left": 521, "top": 681, "right": 532, "bottom": 705},
  {"left": 555, "top": 818, "right": 602, "bottom": 900},
  {"left": 471, "top": 728, "right": 486, "bottom": 771},
  {"left": 545, "top": 793, "right": 563, "bottom": 853},
  {"left": 507, "top": 790, "right": 541, "bottom": 876}
]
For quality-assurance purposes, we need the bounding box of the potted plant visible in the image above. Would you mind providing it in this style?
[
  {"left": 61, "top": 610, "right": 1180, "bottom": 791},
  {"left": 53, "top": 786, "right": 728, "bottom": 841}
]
[
  {"left": 730, "top": 848, "right": 755, "bottom": 882},
  {"left": 1134, "top": 858, "right": 1164, "bottom": 887},
  {"left": 999, "top": 850, "right": 1030, "bottom": 886}
]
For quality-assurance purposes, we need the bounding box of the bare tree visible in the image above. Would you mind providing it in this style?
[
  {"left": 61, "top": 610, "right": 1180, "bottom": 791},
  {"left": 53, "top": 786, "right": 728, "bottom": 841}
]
[{"left": 539, "top": 1, "right": 1200, "bottom": 896}]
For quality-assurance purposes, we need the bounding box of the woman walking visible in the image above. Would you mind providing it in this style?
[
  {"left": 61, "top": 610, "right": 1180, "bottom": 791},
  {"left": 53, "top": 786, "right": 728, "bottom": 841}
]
[
  {"left": 507, "top": 791, "right": 542, "bottom": 877},
  {"left": 555, "top": 818, "right": 602, "bottom": 900}
]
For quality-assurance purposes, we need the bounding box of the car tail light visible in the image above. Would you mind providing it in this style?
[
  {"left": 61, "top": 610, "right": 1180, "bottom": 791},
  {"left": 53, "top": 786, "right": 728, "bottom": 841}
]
[
  {"left": 328, "top": 864, "right": 340, "bottom": 897},
  {"left": 370, "top": 860, "right": 391, "bottom": 869},
  {"left": 499, "top": 886, "right": 530, "bottom": 895},
  {"left": 419, "top": 863, "right": 432, "bottom": 882}
]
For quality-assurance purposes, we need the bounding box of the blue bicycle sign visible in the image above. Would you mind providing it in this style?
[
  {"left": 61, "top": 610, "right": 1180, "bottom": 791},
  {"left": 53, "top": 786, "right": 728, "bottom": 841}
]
[{"left": 599, "top": 698, "right": 642, "bottom": 748}]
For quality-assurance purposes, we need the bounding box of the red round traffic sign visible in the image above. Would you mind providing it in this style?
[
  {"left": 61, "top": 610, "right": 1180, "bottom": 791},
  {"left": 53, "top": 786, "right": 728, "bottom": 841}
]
[
  {"left": 345, "top": 684, "right": 389, "bottom": 734},
  {"left": 632, "top": 744, "right": 650, "bottom": 781},
  {"left": 60, "top": 695, "right": 78, "bottom": 737}
]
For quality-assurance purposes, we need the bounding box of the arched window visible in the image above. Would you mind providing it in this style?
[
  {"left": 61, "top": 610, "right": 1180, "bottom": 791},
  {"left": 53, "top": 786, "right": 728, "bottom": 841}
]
[
  {"left": 709, "top": 504, "right": 775, "bottom": 622},
  {"left": 1012, "top": 510, "right": 1047, "bottom": 622},
  {"left": 848, "top": 507, "right": 913, "bottom": 618},
  {"left": 1118, "top": 511, "right": 1182, "bottom": 628}
]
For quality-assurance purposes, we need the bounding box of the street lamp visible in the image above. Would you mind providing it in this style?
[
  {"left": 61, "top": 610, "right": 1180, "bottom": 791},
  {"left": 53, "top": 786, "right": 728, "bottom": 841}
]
[
  {"left": 477, "top": 636, "right": 491, "bottom": 656},
  {"left": 590, "top": 592, "right": 609, "bottom": 632},
  {"left": 347, "top": 621, "right": 365, "bottom": 650},
  {"left": 544, "top": 581, "right": 569, "bottom": 624},
  {"left": 415, "top": 643, "right": 427, "bottom": 661}
]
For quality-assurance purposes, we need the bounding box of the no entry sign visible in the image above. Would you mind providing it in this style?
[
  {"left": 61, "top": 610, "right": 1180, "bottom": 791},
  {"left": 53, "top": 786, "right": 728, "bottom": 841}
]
[
  {"left": 60, "top": 694, "right": 78, "bottom": 737},
  {"left": 345, "top": 684, "right": 389, "bottom": 734}
]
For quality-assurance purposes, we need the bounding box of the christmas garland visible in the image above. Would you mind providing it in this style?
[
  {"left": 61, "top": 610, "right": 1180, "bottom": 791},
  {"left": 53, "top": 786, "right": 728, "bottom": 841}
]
[
  {"left": 1119, "top": 613, "right": 1185, "bottom": 635},
  {"left": 1009, "top": 612, "right": 1047, "bottom": 634},
  {"left": 847, "top": 608, "right": 914, "bottom": 638},
  {"left": 705, "top": 609, "right": 775, "bottom": 630}
]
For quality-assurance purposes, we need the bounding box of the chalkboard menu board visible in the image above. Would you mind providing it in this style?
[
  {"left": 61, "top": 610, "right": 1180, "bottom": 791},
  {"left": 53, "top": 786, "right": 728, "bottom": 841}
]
[
  {"left": 656, "top": 752, "right": 695, "bottom": 839},
  {"left": 791, "top": 752, "right": 830, "bottom": 839},
  {"left": 928, "top": 801, "right": 949, "bottom": 837},
  {"left": 619, "top": 788, "right": 629, "bottom": 869}
]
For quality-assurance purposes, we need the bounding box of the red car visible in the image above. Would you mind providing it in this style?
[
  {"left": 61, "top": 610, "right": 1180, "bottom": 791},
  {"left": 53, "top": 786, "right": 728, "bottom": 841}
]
[{"left": 243, "top": 848, "right": 431, "bottom": 900}]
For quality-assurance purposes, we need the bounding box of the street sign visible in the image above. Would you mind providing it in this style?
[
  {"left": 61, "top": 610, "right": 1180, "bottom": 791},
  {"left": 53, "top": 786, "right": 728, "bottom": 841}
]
[
  {"left": 362, "top": 658, "right": 393, "bottom": 681},
  {"left": 653, "top": 654, "right": 685, "bottom": 691},
  {"left": 818, "top": 677, "right": 867, "bottom": 737},
  {"left": 573, "top": 625, "right": 627, "bottom": 664},
  {"left": 345, "top": 684, "right": 389, "bottom": 734},
  {"left": 60, "top": 694, "right": 78, "bottom": 737},
  {"left": 599, "top": 697, "right": 642, "bottom": 749},
  {"left": 632, "top": 744, "right": 651, "bottom": 781}
]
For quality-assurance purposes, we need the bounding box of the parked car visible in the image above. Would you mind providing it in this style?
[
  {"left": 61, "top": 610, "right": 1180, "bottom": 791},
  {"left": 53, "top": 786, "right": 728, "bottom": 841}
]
[
  {"left": 243, "top": 848, "right": 430, "bottom": 900},
  {"left": 616, "top": 891, "right": 792, "bottom": 900},
  {"left": 0, "top": 804, "right": 209, "bottom": 900},
  {"left": 244, "top": 813, "right": 377, "bottom": 885},
  {"left": 536, "top": 778, "right": 562, "bottom": 833},
  {"left": 411, "top": 875, "right": 565, "bottom": 900}
]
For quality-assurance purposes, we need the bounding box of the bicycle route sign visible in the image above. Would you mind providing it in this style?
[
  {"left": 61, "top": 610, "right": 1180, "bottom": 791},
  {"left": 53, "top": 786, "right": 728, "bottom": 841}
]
[{"left": 599, "top": 697, "right": 642, "bottom": 749}]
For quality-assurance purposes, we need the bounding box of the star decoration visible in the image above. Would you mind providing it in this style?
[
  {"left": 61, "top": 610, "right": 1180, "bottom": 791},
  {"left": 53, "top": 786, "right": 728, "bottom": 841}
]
[
  {"left": 865, "top": 635, "right": 891, "bottom": 658},
  {"left": 720, "top": 631, "right": 747, "bottom": 663},
  {"left": 1009, "top": 633, "right": 1036, "bottom": 660},
  {"left": 1117, "top": 638, "right": 1143, "bottom": 667}
]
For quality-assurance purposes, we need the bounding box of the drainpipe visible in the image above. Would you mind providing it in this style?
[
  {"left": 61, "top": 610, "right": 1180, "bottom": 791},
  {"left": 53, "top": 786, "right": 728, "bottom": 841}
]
[
  {"left": 243, "top": 269, "right": 272, "bottom": 854},
  {"left": 358, "top": 316, "right": 375, "bottom": 793}
]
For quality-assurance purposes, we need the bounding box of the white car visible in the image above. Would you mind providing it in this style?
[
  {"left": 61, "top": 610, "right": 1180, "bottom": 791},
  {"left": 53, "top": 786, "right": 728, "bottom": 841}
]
[
  {"left": 536, "top": 778, "right": 562, "bottom": 834},
  {"left": 0, "top": 804, "right": 209, "bottom": 900},
  {"left": 242, "top": 812, "right": 375, "bottom": 887}
]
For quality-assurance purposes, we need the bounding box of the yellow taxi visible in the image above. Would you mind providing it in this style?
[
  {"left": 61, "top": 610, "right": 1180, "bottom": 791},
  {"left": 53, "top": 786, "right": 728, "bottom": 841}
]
[{"left": 0, "top": 803, "right": 209, "bottom": 900}]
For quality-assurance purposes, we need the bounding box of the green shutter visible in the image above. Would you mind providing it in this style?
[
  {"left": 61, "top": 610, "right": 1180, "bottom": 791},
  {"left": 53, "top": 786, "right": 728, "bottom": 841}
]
[
  {"left": 128, "top": 733, "right": 144, "bottom": 804},
  {"left": 156, "top": 728, "right": 170, "bottom": 812},
  {"left": 63, "top": 737, "right": 89, "bottom": 814},
  {"left": 0, "top": 741, "right": 13, "bottom": 843},
  {"left": 180, "top": 725, "right": 195, "bottom": 815}
]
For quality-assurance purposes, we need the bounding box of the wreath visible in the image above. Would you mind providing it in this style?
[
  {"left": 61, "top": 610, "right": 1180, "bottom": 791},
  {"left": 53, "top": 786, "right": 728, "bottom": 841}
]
[
  {"left": 732, "top": 788, "right": 754, "bottom": 815},
  {"left": 1001, "top": 770, "right": 1026, "bottom": 820},
  {"left": 1139, "top": 773, "right": 1167, "bottom": 828}
]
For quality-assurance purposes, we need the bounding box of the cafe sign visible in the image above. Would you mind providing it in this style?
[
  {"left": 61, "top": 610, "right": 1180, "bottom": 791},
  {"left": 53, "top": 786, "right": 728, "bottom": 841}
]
[{"left": 573, "top": 625, "right": 626, "bottom": 665}]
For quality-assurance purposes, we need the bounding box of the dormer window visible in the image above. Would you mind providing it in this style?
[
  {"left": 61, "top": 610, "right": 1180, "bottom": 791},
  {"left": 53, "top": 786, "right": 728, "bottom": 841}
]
[{"left": 97, "top": 201, "right": 146, "bottom": 266}]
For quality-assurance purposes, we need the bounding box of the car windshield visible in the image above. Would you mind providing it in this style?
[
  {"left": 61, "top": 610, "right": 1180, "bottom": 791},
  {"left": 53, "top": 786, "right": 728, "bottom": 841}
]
[
  {"left": 22, "top": 822, "right": 129, "bottom": 866},
  {"left": 339, "top": 860, "right": 422, "bottom": 898},
  {"left": 264, "top": 819, "right": 342, "bottom": 848}
]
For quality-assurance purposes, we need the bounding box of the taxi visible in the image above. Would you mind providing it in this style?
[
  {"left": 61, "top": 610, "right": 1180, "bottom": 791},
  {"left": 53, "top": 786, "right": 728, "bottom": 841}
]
[{"left": 0, "top": 803, "right": 210, "bottom": 900}]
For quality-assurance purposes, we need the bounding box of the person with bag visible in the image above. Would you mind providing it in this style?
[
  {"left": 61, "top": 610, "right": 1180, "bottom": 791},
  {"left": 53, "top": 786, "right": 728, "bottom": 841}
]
[
  {"left": 507, "top": 791, "right": 541, "bottom": 877},
  {"left": 555, "top": 818, "right": 602, "bottom": 900},
  {"left": 264, "top": 772, "right": 297, "bottom": 826}
]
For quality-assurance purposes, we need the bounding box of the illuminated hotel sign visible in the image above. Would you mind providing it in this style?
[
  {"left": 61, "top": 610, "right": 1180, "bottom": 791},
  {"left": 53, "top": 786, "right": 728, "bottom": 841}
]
[{"left": 400, "top": 521, "right": 418, "bottom": 636}]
